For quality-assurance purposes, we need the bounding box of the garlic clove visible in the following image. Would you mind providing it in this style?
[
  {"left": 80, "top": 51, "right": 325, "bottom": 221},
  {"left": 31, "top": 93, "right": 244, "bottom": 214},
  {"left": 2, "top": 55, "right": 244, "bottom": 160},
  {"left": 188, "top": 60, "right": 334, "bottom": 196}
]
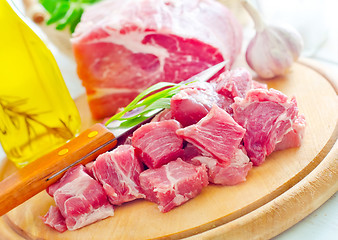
[
  {"left": 242, "top": 0, "right": 303, "bottom": 79},
  {"left": 272, "top": 25, "right": 303, "bottom": 61}
]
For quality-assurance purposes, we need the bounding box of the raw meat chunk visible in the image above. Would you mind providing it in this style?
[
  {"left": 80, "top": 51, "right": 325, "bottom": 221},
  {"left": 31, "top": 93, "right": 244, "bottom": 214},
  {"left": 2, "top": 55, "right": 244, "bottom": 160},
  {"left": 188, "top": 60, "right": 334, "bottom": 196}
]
[
  {"left": 191, "top": 149, "right": 252, "bottom": 185},
  {"left": 214, "top": 68, "right": 253, "bottom": 99},
  {"left": 252, "top": 80, "right": 268, "bottom": 90},
  {"left": 42, "top": 206, "right": 67, "bottom": 233},
  {"left": 132, "top": 120, "right": 183, "bottom": 168},
  {"left": 171, "top": 81, "right": 233, "bottom": 127},
  {"left": 46, "top": 165, "right": 114, "bottom": 231},
  {"left": 72, "top": 0, "right": 242, "bottom": 119},
  {"left": 151, "top": 109, "right": 173, "bottom": 122},
  {"left": 181, "top": 143, "right": 201, "bottom": 162},
  {"left": 274, "top": 114, "right": 306, "bottom": 151},
  {"left": 85, "top": 161, "right": 95, "bottom": 178},
  {"left": 139, "top": 158, "right": 208, "bottom": 212},
  {"left": 213, "top": 68, "right": 268, "bottom": 100},
  {"left": 183, "top": 142, "right": 252, "bottom": 185},
  {"left": 176, "top": 105, "right": 246, "bottom": 164},
  {"left": 91, "top": 145, "right": 145, "bottom": 205},
  {"left": 232, "top": 88, "right": 300, "bottom": 165}
]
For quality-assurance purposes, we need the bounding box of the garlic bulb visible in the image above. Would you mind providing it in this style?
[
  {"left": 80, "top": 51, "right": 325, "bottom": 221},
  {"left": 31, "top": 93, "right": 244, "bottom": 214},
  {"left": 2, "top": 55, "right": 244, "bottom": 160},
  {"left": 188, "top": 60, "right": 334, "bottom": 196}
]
[{"left": 241, "top": 0, "right": 303, "bottom": 79}]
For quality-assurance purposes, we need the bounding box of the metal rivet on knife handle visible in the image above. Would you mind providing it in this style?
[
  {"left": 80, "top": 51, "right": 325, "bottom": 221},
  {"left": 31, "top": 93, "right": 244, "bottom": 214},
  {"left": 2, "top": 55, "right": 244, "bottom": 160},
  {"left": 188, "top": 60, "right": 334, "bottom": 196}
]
[
  {"left": 88, "top": 131, "right": 98, "bottom": 138},
  {"left": 58, "top": 149, "right": 69, "bottom": 156}
]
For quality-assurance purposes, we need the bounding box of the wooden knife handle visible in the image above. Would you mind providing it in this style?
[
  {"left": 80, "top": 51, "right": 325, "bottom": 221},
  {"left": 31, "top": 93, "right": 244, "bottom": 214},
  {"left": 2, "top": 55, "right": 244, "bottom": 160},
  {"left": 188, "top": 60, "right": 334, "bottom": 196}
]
[{"left": 0, "top": 123, "right": 117, "bottom": 216}]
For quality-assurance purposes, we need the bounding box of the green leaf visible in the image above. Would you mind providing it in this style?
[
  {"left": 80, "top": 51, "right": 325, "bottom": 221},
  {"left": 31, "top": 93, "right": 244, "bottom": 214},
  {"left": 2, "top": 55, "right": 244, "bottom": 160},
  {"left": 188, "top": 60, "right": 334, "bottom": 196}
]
[
  {"left": 102, "top": 78, "right": 206, "bottom": 129},
  {"left": 46, "top": 2, "right": 70, "bottom": 25},
  {"left": 55, "top": 7, "right": 83, "bottom": 31},
  {"left": 39, "top": 0, "right": 57, "bottom": 14},
  {"left": 127, "top": 82, "right": 178, "bottom": 110},
  {"left": 144, "top": 98, "right": 172, "bottom": 111},
  {"left": 69, "top": 8, "right": 84, "bottom": 33},
  {"left": 105, "top": 82, "right": 180, "bottom": 126},
  {"left": 119, "top": 109, "right": 154, "bottom": 121},
  {"left": 39, "top": 0, "right": 101, "bottom": 33},
  {"left": 119, "top": 115, "right": 150, "bottom": 128},
  {"left": 134, "top": 86, "right": 179, "bottom": 109}
]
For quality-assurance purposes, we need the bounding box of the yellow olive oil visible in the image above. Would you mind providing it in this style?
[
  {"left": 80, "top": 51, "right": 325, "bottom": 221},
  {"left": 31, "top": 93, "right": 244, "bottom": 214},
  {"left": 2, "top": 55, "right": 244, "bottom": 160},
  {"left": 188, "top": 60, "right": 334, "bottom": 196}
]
[{"left": 0, "top": 0, "right": 81, "bottom": 167}]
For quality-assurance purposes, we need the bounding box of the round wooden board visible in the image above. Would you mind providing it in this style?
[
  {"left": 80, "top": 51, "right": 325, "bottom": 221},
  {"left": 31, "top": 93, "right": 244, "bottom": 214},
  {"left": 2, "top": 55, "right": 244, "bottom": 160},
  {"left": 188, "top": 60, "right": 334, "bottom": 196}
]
[{"left": 0, "top": 60, "right": 337, "bottom": 240}]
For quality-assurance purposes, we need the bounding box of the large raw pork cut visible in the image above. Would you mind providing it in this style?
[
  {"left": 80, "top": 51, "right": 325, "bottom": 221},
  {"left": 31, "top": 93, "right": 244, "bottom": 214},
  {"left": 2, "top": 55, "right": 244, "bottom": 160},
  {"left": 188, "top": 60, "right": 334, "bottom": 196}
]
[
  {"left": 232, "top": 88, "right": 303, "bottom": 165},
  {"left": 139, "top": 158, "right": 208, "bottom": 212},
  {"left": 46, "top": 165, "right": 114, "bottom": 231},
  {"left": 91, "top": 145, "right": 145, "bottom": 205},
  {"left": 72, "top": 0, "right": 242, "bottom": 119}
]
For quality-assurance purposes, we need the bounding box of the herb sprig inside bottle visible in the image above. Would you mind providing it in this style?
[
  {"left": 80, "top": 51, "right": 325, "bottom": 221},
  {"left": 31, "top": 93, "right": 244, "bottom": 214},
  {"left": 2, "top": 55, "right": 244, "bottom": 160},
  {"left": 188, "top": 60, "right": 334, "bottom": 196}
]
[{"left": 105, "top": 82, "right": 186, "bottom": 129}]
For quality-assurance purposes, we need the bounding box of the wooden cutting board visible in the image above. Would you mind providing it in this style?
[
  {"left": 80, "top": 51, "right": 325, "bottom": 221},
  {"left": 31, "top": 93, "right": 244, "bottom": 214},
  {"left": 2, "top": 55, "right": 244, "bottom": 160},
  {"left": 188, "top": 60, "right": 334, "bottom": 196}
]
[{"left": 0, "top": 60, "right": 337, "bottom": 240}]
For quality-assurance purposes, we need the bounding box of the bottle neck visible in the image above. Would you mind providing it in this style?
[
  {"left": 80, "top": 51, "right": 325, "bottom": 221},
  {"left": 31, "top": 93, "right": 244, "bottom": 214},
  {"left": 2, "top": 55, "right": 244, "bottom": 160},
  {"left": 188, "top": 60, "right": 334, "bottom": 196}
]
[{"left": 1, "top": 0, "right": 47, "bottom": 42}]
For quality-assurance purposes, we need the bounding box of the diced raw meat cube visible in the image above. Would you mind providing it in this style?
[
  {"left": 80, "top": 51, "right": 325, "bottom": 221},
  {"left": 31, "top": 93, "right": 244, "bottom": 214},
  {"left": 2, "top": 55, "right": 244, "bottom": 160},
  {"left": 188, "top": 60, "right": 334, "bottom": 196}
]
[
  {"left": 116, "top": 132, "right": 133, "bottom": 146},
  {"left": 191, "top": 148, "right": 252, "bottom": 185},
  {"left": 46, "top": 165, "right": 114, "bottom": 231},
  {"left": 91, "top": 145, "right": 145, "bottom": 205},
  {"left": 179, "top": 81, "right": 215, "bottom": 92},
  {"left": 85, "top": 161, "right": 95, "bottom": 178},
  {"left": 139, "top": 158, "right": 208, "bottom": 212},
  {"left": 213, "top": 68, "right": 268, "bottom": 101},
  {"left": 151, "top": 109, "right": 173, "bottom": 122},
  {"left": 252, "top": 80, "right": 268, "bottom": 90},
  {"left": 214, "top": 68, "right": 253, "bottom": 99},
  {"left": 274, "top": 114, "right": 306, "bottom": 151},
  {"left": 176, "top": 105, "right": 246, "bottom": 164},
  {"left": 183, "top": 142, "right": 252, "bottom": 185},
  {"left": 232, "top": 88, "right": 301, "bottom": 165},
  {"left": 42, "top": 206, "right": 67, "bottom": 233},
  {"left": 132, "top": 120, "right": 183, "bottom": 168},
  {"left": 171, "top": 81, "right": 233, "bottom": 127},
  {"left": 72, "top": 0, "right": 242, "bottom": 119},
  {"left": 181, "top": 143, "right": 201, "bottom": 162}
]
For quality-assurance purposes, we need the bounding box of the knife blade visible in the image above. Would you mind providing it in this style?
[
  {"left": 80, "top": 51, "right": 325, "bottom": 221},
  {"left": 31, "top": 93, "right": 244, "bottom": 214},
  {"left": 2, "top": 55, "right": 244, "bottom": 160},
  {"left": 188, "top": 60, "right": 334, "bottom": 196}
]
[{"left": 0, "top": 61, "right": 226, "bottom": 216}]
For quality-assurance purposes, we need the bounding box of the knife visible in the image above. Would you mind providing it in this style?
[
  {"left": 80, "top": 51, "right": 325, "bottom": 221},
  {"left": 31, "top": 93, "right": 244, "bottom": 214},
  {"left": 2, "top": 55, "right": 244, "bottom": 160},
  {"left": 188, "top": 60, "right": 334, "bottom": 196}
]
[{"left": 0, "top": 61, "right": 226, "bottom": 216}]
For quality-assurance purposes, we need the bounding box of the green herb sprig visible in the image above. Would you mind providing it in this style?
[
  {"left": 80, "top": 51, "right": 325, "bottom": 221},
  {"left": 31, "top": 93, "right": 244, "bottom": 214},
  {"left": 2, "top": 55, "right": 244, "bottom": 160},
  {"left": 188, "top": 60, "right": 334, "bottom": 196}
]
[
  {"left": 0, "top": 96, "right": 74, "bottom": 145},
  {"left": 104, "top": 82, "right": 186, "bottom": 129},
  {"left": 39, "top": 0, "right": 101, "bottom": 33}
]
